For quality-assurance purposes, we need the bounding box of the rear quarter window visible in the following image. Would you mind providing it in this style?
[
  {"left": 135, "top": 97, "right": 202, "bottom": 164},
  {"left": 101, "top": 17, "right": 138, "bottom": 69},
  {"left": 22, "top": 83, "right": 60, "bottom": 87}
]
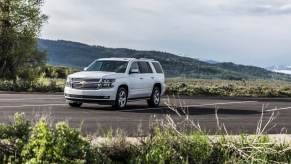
[{"left": 152, "top": 62, "right": 164, "bottom": 73}]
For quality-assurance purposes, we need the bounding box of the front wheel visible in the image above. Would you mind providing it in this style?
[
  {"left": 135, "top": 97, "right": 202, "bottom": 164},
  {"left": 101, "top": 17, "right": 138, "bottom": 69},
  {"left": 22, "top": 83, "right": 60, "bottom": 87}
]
[
  {"left": 147, "top": 86, "right": 161, "bottom": 107},
  {"left": 68, "top": 102, "right": 82, "bottom": 108},
  {"left": 112, "top": 87, "right": 128, "bottom": 109}
]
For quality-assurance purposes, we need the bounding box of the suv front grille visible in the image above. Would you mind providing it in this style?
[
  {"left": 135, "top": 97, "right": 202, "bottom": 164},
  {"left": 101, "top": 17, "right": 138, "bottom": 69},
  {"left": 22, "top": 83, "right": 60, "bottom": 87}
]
[{"left": 71, "top": 78, "right": 101, "bottom": 90}]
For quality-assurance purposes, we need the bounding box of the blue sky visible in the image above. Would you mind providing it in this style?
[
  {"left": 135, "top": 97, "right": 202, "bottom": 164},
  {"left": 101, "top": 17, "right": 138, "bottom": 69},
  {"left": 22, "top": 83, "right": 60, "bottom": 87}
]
[{"left": 41, "top": 0, "right": 291, "bottom": 67}]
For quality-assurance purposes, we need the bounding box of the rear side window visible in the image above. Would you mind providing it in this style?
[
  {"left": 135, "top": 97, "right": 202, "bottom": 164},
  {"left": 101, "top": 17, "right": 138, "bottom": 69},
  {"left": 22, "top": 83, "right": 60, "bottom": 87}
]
[
  {"left": 138, "top": 62, "right": 153, "bottom": 73},
  {"left": 152, "top": 62, "right": 163, "bottom": 73}
]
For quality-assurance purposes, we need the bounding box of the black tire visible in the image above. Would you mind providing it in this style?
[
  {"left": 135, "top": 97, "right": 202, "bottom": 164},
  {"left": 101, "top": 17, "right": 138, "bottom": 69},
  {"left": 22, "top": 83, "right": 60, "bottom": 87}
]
[
  {"left": 147, "top": 86, "right": 161, "bottom": 107},
  {"left": 68, "top": 102, "right": 82, "bottom": 108},
  {"left": 112, "top": 87, "right": 128, "bottom": 109}
]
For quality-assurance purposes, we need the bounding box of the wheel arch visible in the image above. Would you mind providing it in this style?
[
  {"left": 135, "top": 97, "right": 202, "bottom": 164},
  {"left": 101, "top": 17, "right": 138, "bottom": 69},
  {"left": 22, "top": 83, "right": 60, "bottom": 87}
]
[
  {"left": 118, "top": 84, "right": 129, "bottom": 93},
  {"left": 153, "top": 83, "right": 162, "bottom": 92}
]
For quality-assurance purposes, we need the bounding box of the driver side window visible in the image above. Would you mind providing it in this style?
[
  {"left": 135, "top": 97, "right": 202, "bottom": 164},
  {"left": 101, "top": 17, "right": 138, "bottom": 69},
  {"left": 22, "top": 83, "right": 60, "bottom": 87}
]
[{"left": 130, "top": 62, "right": 140, "bottom": 73}]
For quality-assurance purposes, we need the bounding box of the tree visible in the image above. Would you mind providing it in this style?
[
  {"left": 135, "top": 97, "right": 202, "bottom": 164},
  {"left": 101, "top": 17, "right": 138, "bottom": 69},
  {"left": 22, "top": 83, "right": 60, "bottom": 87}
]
[{"left": 0, "top": 0, "right": 47, "bottom": 80}]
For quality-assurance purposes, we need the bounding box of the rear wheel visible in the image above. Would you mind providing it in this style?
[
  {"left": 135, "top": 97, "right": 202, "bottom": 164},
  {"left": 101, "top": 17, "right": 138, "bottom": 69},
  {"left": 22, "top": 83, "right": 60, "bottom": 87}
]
[
  {"left": 147, "top": 86, "right": 161, "bottom": 107},
  {"left": 113, "top": 87, "right": 128, "bottom": 109},
  {"left": 68, "top": 102, "right": 82, "bottom": 108}
]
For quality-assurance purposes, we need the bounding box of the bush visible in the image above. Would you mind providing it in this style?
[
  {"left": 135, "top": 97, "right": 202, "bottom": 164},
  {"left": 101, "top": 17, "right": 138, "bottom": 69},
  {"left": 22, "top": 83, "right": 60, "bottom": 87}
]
[
  {"left": 0, "top": 113, "right": 30, "bottom": 144},
  {"left": 21, "top": 120, "right": 91, "bottom": 164},
  {"left": 53, "top": 122, "right": 90, "bottom": 164},
  {"left": 0, "top": 113, "right": 30, "bottom": 163},
  {"left": 21, "top": 119, "right": 55, "bottom": 163},
  {"left": 41, "top": 65, "right": 77, "bottom": 79}
]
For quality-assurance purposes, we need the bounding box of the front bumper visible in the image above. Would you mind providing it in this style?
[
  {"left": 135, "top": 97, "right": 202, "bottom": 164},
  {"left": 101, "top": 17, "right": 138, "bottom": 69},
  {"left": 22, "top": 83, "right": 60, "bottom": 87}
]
[{"left": 64, "top": 86, "right": 117, "bottom": 103}]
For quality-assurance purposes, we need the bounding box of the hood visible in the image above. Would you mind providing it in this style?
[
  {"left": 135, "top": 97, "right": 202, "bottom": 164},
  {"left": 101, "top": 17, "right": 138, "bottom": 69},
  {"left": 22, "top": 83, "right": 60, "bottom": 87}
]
[{"left": 68, "top": 71, "right": 126, "bottom": 79}]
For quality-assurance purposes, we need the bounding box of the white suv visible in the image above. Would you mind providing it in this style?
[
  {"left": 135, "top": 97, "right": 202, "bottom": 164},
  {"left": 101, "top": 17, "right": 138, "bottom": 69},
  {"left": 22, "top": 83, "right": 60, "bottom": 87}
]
[{"left": 64, "top": 58, "right": 166, "bottom": 109}]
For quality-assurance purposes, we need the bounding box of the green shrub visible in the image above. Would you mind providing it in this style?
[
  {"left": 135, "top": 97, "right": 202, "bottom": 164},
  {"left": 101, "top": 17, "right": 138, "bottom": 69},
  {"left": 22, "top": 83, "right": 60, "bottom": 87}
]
[
  {"left": 41, "top": 65, "right": 77, "bottom": 79},
  {"left": 0, "top": 113, "right": 30, "bottom": 163},
  {"left": 21, "top": 119, "right": 54, "bottom": 163},
  {"left": 0, "top": 113, "right": 30, "bottom": 144},
  {"left": 53, "top": 122, "right": 90, "bottom": 164},
  {"left": 21, "top": 120, "right": 92, "bottom": 164}
]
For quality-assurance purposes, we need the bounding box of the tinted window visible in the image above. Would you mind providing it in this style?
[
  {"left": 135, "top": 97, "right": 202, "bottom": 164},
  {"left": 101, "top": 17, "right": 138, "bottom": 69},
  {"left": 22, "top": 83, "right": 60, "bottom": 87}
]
[
  {"left": 152, "top": 62, "right": 163, "bottom": 73},
  {"left": 86, "top": 60, "right": 128, "bottom": 73},
  {"left": 138, "top": 62, "right": 153, "bottom": 73},
  {"left": 130, "top": 62, "right": 140, "bottom": 73}
]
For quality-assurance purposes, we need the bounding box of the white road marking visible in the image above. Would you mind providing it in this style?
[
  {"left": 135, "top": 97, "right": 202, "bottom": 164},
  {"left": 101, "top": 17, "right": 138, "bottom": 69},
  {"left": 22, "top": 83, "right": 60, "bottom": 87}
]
[
  {"left": 0, "top": 94, "right": 63, "bottom": 96},
  {"left": 0, "top": 104, "right": 67, "bottom": 108},
  {"left": 0, "top": 98, "right": 64, "bottom": 101},
  {"left": 266, "top": 107, "right": 291, "bottom": 112}
]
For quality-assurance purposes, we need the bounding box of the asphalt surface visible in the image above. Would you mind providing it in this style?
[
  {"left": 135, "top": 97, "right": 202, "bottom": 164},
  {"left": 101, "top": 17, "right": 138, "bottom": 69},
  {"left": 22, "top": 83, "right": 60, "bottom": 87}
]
[{"left": 0, "top": 93, "right": 291, "bottom": 136}]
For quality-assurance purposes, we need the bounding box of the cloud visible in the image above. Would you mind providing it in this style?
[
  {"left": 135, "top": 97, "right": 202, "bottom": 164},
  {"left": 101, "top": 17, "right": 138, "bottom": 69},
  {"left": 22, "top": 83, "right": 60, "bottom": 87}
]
[
  {"left": 240, "top": 4, "right": 291, "bottom": 15},
  {"left": 218, "top": 1, "right": 291, "bottom": 15},
  {"left": 41, "top": 0, "right": 291, "bottom": 67}
]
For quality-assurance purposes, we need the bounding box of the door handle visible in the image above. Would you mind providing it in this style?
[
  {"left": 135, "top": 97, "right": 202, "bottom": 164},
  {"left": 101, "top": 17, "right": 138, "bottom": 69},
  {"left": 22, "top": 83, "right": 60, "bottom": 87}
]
[
  {"left": 140, "top": 77, "right": 144, "bottom": 80},
  {"left": 151, "top": 77, "right": 155, "bottom": 79}
]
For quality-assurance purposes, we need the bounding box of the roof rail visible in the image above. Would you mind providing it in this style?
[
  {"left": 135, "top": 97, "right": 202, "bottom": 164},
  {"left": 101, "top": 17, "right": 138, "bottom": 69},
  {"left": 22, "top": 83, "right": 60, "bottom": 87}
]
[{"left": 138, "top": 58, "right": 154, "bottom": 60}]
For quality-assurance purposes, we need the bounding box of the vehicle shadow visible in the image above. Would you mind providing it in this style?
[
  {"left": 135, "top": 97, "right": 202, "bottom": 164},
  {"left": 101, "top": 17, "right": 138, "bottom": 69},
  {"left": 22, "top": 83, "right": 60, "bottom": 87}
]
[
  {"left": 81, "top": 105, "right": 262, "bottom": 115},
  {"left": 123, "top": 106, "right": 262, "bottom": 115}
]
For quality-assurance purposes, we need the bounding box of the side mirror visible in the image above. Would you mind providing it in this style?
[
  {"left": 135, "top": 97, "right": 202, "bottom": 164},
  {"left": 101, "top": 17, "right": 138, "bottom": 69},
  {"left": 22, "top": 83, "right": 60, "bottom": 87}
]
[
  {"left": 129, "top": 68, "right": 139, "bottom": 74},
  {"left": 83, "top": 67, "right": 88, "bottom": 71}
]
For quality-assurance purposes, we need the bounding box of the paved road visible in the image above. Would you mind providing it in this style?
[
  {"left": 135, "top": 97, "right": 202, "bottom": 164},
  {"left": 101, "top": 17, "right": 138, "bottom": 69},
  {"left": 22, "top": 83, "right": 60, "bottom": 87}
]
[{"left": 0, "top": 93, "right": 291, "bottom": 136}]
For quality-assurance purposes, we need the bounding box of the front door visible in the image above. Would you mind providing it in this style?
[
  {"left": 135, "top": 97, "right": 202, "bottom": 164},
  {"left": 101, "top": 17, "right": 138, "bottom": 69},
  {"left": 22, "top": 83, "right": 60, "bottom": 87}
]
[{"left": 128, "top": 62, "right": 145, "bottom": 98}]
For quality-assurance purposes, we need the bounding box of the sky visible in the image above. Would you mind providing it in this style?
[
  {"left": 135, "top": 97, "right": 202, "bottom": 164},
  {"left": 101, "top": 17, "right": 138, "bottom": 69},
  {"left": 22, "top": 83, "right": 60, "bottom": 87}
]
[{"left": 41, "top": 0, "right": 291, "bottom": 67}]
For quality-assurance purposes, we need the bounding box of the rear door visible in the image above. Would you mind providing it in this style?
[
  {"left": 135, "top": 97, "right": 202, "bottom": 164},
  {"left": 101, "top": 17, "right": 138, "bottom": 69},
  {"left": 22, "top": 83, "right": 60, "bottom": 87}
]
[{"left": 137, "top": 61, "right": 155, "bottom": 97}]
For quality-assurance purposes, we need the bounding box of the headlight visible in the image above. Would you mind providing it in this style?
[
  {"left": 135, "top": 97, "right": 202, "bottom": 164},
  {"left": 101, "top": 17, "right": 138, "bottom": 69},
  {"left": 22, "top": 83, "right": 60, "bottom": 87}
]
[
  {"left": 102, "top": 79, "right": 116, "bottom": 83},
  {"left": 66, "top": 77, "right": 72, "bottom": 87},
  {"left": 101, "top": 79, "right": 115, "bottom": 88}
]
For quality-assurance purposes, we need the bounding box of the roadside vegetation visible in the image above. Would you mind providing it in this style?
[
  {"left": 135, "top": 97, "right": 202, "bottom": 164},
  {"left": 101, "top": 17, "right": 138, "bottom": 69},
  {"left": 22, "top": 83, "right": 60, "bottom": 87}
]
[
  {"left": 0, "top": 65, "right": 76, "bottom": 92},
  {"left": 1, "top": 71, "right": 291, "bottom": 98},
  {"left": 166, "top": 79, "right": 291, "bottom": 97},
  {"left": 1, "top": 113, "right": 291, "bottom": 164}
]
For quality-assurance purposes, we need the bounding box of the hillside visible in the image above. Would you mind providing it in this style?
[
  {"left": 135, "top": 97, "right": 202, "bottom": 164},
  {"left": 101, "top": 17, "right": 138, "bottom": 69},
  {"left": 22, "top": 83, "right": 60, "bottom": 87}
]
[{"left": 38, "top": 39, "right": 291, "bottom": 80}]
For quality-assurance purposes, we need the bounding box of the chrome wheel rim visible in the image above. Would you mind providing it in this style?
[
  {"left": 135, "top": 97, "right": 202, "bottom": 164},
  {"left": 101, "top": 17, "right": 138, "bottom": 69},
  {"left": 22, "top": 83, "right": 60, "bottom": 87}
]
[
  {"left": 153, "top": 89, "right": 160, "bottom": 105},
  {"left": 118, "top": 90, "right": 127, "bottom": 108}
]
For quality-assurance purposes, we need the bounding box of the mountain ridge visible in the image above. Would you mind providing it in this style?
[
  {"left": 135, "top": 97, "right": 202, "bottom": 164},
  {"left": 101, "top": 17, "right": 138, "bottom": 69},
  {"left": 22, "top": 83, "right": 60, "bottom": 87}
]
[{"left": 38, "top": 39, "right": 291, "bottom": 81}]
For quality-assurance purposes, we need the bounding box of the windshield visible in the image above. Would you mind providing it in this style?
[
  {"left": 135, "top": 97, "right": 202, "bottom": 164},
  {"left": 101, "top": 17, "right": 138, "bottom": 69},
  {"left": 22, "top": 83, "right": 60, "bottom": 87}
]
[{"left": 86, "top": 60, "right": 128, "bottom": 73}]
